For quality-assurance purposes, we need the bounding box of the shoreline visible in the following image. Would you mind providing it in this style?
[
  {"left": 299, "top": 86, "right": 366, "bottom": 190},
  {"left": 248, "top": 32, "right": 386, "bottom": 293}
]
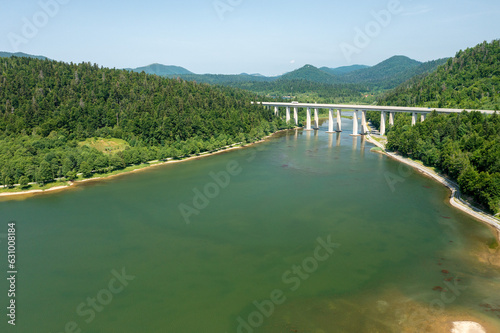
[
  {"left": 5, "top": 127, "right": 499, "bottom": 237},
  {"left": 0, "top": 129, "right": 291, "bottom": 200},
  {"left": 365, "top": 134, "right": 500, "bottom": 236}
]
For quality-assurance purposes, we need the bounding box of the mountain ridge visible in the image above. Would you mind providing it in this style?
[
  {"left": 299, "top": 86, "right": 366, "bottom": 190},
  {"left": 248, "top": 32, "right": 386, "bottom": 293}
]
[
  {"left": 0, "top": 51, "right": 49, "bottom": 60},
  {"left": 0, "top": 51, "right": 449, "bottom": 91}
]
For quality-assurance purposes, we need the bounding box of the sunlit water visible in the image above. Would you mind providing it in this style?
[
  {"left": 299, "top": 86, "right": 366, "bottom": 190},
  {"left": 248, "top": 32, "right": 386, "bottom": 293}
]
[{"left": 1, "top": 116, "right": 500, "bottom": 333}]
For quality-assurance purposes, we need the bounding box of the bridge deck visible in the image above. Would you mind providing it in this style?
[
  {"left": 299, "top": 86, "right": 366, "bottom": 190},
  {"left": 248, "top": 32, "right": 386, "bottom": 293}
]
[{"left": 256, "top": 102, "right": 496, "bottom": 114}]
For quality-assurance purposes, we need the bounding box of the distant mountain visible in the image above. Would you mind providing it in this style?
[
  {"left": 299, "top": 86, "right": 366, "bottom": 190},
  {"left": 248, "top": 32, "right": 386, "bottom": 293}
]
[
  {"left": 379, "top": 40, "right": 500, "bottom": 110},
  {"left": 240, "top": 73, "right": 265, "bottom": 77},
  {"left": 320, "top": 64, "right": 370, "bottom": 76},
  {"left": 341, "top": 56, "right": 421, "bottom": 85},
  {"left": 125, "top": 64, "right": 275, "bottom": 84},
  {"left": 128, "top": 63, "right": 193, "bottom": 76},
  {"left": 126, "top": 55, "right": 448, "bottom": 91},
  {"left": 0, "top": 52, "right": 48, "bottom": 60},
  {"left": 279, "top": 64, "right": 338, "bottom": 84}
]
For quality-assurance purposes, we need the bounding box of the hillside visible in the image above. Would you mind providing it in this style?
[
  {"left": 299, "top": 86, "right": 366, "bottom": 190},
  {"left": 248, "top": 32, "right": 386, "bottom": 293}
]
[
  {"left": 0, "top": 57, "right": 280, "bottom": 187},
  {"left": 127, "top": 63, "right": 193, "bottom": 75},
  {"left": 379, "top": 40, "right": 500, "bottom": 110}
]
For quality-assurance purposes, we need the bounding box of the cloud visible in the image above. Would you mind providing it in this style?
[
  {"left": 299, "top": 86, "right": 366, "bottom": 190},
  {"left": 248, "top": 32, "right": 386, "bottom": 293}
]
[{"left": 290, "top": 60, "right": 296, "bottom": 64}]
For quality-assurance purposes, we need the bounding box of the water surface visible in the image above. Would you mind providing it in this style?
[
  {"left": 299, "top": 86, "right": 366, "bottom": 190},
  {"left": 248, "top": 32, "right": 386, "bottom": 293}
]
[{"left": 1, "top": 116, "right": 500, "bottom": 332}]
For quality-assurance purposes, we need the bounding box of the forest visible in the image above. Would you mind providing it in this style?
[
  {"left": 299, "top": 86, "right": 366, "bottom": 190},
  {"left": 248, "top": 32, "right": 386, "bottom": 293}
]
[
  {"left": 0, "top": 57, "right": 286, "bottom": 188},
  {"left": 369, "top": 40, "right": 500, "bottom": 213},
  {"left": 385, "top": 111, "right": 500, "bottom": 214}
]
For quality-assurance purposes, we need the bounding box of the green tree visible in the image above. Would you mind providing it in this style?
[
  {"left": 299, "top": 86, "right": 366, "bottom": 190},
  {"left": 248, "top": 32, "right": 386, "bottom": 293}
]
[
  {"left": 18, "top": 176, "right": 29, "bottom": 189},
  {"left": 37, "top": 161, "right": 53, "bottom": 185},
  {"left": 79, "top": 161, "right": 93, "bottom": 178}
]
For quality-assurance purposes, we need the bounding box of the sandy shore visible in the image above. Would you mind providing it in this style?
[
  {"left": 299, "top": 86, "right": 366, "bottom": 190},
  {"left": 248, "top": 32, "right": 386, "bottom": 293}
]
[
  {"left": 366, "top": 134, "right": 500, "bottom": 236},
  {"left": 0, "top": 184, "right": 75, "bottom": 197},
  {"left": 0, "top": 129, "right": 290, "bottom": 199}
]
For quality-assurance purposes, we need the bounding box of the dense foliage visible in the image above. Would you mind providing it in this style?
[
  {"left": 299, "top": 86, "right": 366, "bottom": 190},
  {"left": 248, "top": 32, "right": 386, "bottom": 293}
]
[
  {"left": 0, "top": 57, "right": 281, "bottom": 187},
  {"left": 227, "top": 79, "right": 373, "bottom": 104},
  {"left": 379, "top": 40, "right": 500, "bottom": 110},
  {"left": 386, "top": 111, "right": 500, "bottom": 213}
]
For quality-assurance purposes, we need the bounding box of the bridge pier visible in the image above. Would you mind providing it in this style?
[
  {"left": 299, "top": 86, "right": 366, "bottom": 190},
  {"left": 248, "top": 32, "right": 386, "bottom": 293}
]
[
  {"left": 286, "top": 107, "right": 291, "bottom": 123},
  {"left": 337, "top": 109, "right": 342, "bottom": 132},
  {"left": 389, "top": 112, "right": 395, "bottom": 126},
  {"left": 294, "top": 107, "right": 298, "bottom": 125},
  {"left": 305, "top": 107, "right": 313, "bottom": 131},
  {"left": 411, "top": 112, "right": 417, "bottom": 126},
  {"left": 314, "top": 108, "right": 319, "bottom": 129},
  {"left": 274, "top": 106, "right": 278, "bottom": 116},
  {"left": 361, "top": 110, "right": 368, "bottom": 134},
  {"left": 380, "top": 111, "right": 387, "bottom": 136},
  {"left": 421, "top": 113, "right": 426, "bottom": 122},
  {"left": 351, "top": 110, "right": 360, "bottom": 136},
  {"left": 327, "top": 109, "right": 335, "bottom": 133}
]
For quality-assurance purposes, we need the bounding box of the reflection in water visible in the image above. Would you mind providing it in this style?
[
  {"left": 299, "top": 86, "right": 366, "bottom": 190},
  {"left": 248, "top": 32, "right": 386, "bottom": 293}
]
[{"left": 361, "top": 136, "right": 366, "bottom": 158}]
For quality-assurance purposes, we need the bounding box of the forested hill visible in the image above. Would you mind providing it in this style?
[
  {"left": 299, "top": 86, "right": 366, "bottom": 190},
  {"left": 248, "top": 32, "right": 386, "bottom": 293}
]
[
  {"left": 0, "top": 57, "right": 275, "bottom": 142},
  {"left": 279, "top": 65, "right": 339, "bottom": 84},
  {"left": 379, "top": 40, "right": 500, "bottom": 110},
  {"left": 0, "top": 57, "right": 278, "bottom": 187},
  {"left": 339, "top": 56, "right": 448, "bottom": 89}
]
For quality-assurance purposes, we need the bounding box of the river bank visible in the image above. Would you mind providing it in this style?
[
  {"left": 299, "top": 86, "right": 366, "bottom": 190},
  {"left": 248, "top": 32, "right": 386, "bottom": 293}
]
[
  {"left": 0, "top": 129, "right": 291, "bottom": 200},
  {"left": 365, "top": 134, "right": 500, "bottom": 237}
]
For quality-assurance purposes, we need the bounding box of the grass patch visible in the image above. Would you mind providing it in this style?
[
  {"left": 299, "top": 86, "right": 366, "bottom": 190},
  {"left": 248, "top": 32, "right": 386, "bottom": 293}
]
[{"left": 79, "top": 137, "right": 130, "bottom": 154}]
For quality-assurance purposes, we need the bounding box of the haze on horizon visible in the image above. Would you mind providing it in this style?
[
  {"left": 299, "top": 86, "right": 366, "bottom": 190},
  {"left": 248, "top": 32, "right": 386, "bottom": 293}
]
[{"left": 1, "top": 0, "right": 499, "bottom": 76}]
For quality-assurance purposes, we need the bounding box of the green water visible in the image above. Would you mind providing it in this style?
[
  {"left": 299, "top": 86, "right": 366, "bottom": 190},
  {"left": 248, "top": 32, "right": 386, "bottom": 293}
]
[{"left": 1, "top": 118, "right": 500, "bottom": 333}]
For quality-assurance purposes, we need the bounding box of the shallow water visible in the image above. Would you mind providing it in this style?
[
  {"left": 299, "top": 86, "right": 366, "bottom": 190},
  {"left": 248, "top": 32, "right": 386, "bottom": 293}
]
[{"left": 1, "top": 116, "right": 500, "bottom": 332}]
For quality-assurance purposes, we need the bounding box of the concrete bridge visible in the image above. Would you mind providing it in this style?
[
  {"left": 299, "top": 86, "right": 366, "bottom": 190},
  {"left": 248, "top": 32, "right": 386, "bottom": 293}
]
[{"left": 256, "top": 102, "right": 496, "bottom": 136}]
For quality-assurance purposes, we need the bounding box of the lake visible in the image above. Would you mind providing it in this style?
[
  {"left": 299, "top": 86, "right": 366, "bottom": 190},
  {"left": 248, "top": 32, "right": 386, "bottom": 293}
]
[{"left": 1, "top": 116, "right": 500, "bottom": 332}]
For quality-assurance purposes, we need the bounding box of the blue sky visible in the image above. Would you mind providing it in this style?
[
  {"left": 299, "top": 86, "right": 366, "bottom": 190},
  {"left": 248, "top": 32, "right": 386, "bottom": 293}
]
[{"left": 1, "top": 0, "right": 499, "bottom": 76}]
